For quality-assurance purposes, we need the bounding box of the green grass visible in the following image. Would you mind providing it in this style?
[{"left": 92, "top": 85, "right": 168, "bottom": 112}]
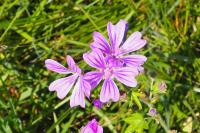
[{"left": 0, "top": 0, "right": 200, "bottom": 132}]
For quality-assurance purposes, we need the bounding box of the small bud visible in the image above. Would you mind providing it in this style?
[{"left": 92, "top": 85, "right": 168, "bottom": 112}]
[
  {"left": 93, "top": 99, "right": 104, "bottom": 109},
  {"left": 158, "top": 82, "right": 167, "bottom": 93},
  {"left": 148, "top": 108, "right": 157, "bottom": 117}
]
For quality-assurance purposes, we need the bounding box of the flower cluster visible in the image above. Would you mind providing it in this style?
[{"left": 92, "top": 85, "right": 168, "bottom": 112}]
[{"left": 45, "top": 20, "right": 147, "bottom": 132}]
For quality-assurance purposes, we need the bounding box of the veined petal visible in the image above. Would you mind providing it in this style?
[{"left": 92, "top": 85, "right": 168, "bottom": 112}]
[
  {"left": 113, "top": 67, "right": 138, "bottom": 87},
  {"left": 45, "top": 59, "right": 71, "bottom": 74},
  {"left": 100, "top": 78, "right": 120, "bottom": 103},
  {"left": 84, "top": 71, "right": 103, "bottom": 89},
  {"left": 70, "top": 77, "right": 85, "bottom": 108},
  {"left": 90, "top": 32, "right": 111, "bottom": 54},
  {"left": 123, "top": 55, "right": 147, "bottom": 67},
  {"left": 115, "top": 20, "right": 128, "bottom": 48},
  {"left": 66, "top": 55, "right": 81, "bottom": 74},
  {"left": 107, "top": 22, "right": 116, "bottom": 50},
  {"left": 83, "top": 49, "right": 106, "bottom": 69},
  {"left": 120, "top": 31, "right": 147, "bottom": 54},
  {"left": 49, "top": 74, "right": 78, "bottom": 99},
  {"left": 80, "top": 76, "right": 91, "bottom": 98}
]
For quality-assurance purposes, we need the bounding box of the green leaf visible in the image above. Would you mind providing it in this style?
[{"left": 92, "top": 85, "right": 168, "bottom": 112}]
[
  {"left": 131, "top": 92, "right": 142, "bottom": 110},
  {"left": 124, "top": 113, "right": 148, "bottom": 133}
]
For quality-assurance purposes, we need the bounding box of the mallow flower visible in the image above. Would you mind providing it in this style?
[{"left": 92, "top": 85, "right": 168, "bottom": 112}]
[
  {"left": 83, "top": 49, "right": 138, "bottom": 103},
  {"left": 45, "top": 55, "right": 91, "bottom": 108},
  {"left": 81, "top": 119, "right": 103, "bottom": 133},
  {"left": 90, "top": 20, "right": 147, "bottom": 71}
]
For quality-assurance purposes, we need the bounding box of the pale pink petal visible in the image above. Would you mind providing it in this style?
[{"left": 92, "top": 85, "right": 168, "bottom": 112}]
[
  {"left": 115, "top": 20, "right": 128, "bottom": 47},
  {"left": 84, "top": 71, "right": 103, "bottom": 89},
  {"left": 45, "top": 59, "right": 71, "bottom": 74},
  {"left": 113, "top": 67, "right": 138, "bottom": 87},
  {"left": 80, "top": 76, "right": 91, "bottom": 98},
  {"left": 120, "top": 31, "right": 147, "bottom": 54},
  {"left": 83, "top": 49, "right": 106, "bottom": 69},
  {"left": 100, "top": 78, "right": 120, "bottom": 103},
  {"left": 122, "top": 55, "right": 147, "bottom": 67},
  {"left": 70, "top": 78, "right": 85, "bottom": 108},
  {"left": 90, "top": 32, "right": 111, "bottom": 54},
  {"left": 49, "top": 74, "right": 78, "bottom": 99},
  {"left": 66, "top": 55, "right": 81, "bottom": 74}
]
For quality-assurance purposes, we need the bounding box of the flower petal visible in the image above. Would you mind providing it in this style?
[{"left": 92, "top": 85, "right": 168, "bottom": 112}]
[
  {"left": 97, "top": 125, "right": 104, "bottom": 133},
  {"left": 100, "top": 78, "right": 120, "bottom": 103},
  {"left": 84, "top": 71, "right": 103, "bottom": 89},
  {"left": 70, "top": 77, "right": 85, "bottom": 108},
  {"left": 123, "top": 55, "right": 147, "bottom": 67},
  {"left": 80, "top": 76, "right": 91, "bottom": 98},
  {"left": 49, "top": 74, "right": 78, "bottom": 99},
  {"left": 107, "top": 22, "right": 116, "bottom": 50},
  {"left": 81, "top": 126, "right": 93, "bottom": 133},
  {"left": 66, "top": 55, "right": 81, "bottom": 73},
  {"left": 45, "top": 59, "right": 71, "bottom": 74},
  {"left": 90, "top": 32, "right": 111, "bottom": 54},
  {"left": 120, "top": 31, "right": 147, "bottom": 54},
  {"left": 83, "top": 49, "right": 106, "bottom": 69},
  {"left": 115, "top": 20, "right": 128, "bottom": 47},
  {"left": 113, "top": 67, "right": 138, "bottom": 87}
]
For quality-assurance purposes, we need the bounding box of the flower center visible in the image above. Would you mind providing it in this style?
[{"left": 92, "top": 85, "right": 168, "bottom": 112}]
[
  {"left": 107, "top": 56, "right": 124, "bottom": 68},
  {"left": 103, "top": 67, "right": 113, "bottom": 79}
]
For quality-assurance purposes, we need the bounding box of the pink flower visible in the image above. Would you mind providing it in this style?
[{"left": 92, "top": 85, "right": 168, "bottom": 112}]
[
  {"left": 45, "top": 56, "right": 91, "bottom": 108},
  {"left": 83, "top": 49, "right": 138, "bottom": 103},
  {"left": 81, "top": 119, "right": 103, "bottom": 133},
  {"left": 90, "top": 20, "right": 147, "bottom": 70}
]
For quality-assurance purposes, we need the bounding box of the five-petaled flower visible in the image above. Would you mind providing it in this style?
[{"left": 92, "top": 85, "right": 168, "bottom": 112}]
[
  {"left": 81, "top": 119, "right": 103, "bottom": 133},
  {"left": 90, "top": 20, "right": 147, "bottom": 71},
  {"left": 45, "top": 56, "right": 91, "bottom": 108},
  {"left": 83, "top": 49, "right": 139, "bottom": 103}
]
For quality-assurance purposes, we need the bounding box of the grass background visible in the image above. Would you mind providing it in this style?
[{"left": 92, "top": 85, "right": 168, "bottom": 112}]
[{"left": 0, "top": 0, "right": 200, "bottom": 132}]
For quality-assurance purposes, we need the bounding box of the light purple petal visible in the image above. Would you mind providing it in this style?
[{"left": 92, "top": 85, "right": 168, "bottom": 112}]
[
  {"left": 66, "top": 55, "right": 81, "bottom": 74},
  {"left": 80, "top": 76, "right": 91, "bottom": 98},
  {"left": 45, "top": 59, "right": 71, "bottom": 74},
  {"left": 100, "top": 78, "right": 120, "bottom": 103},
  {"left": 107, "top": 22, "right": 116, "bottom": 50},
  {"left": 90, "top": 32, "right": 111, "bottom": 54},
  {"left": 70, "top": 77, "right": 85, "bottom": 108},
  {"left": 84, "top": 71, "right": 103, "bottom": 89},
  {"left": 83, "top": 49, "right": 106, "bottom": 69},
  {"left": 49, "top": 74, "right": 78, "bottom": 99},
  {"left": 81, "top": 126, "right": 93, "bottom": 133},
  {"left": 115, "top": 20, "right": 128, "bottom": 47},
  {"left": 120, "top": 31, "right": 147, "bottom": 54},
  {"left": 113, "top": 67, "right": 138, "bottom": 87},
  {"left": 97, "top": 125, "right": 103, "bottom": 133},
  {"left": 123, "top": 55, "right": 147, "bottom": 67}
]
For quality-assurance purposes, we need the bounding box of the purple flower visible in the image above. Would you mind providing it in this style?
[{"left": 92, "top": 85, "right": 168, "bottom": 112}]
[
  {"left": 93, "top": 99, "right": 104, "bottom": 109},
  {"left": 45, "top": 55, "right": 91, "bottom": 108},
  {"left": 81, "top": 119, "right": 103, "bottom": 133},
  {"left": 90, "top": 20, "right": 147, "bottom": 70},
  {"left": 83, "top": 49, "right": 138, "bottom": 103}
]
